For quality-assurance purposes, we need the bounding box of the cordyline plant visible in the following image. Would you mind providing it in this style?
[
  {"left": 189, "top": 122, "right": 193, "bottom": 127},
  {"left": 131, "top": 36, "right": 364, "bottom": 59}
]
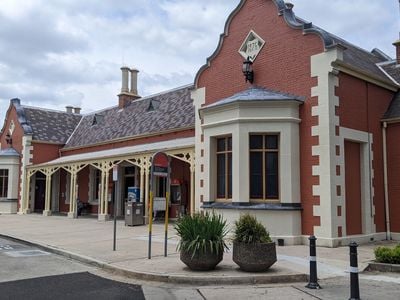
[
  {"left": 233, "top": 214, "right": 272, "bottom": 244},
  {"left": 174, "top": 212, "right": 229, "bottom": 258}
]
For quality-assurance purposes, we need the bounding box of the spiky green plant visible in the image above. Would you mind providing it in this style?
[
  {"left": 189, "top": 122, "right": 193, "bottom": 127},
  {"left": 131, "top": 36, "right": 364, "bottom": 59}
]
[
  {"left": 174, "top": 212, "right": 229, "bottom": 258},
  {"left": 233, "top": 214, "right": 271, "bottom": 244}
]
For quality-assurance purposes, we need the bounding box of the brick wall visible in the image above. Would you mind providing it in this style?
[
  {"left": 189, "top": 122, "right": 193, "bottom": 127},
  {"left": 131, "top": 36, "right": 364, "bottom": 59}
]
[
  {"left": 196, "top": 0, "right": 324, "bottom": 235},
  {"left": 337, "top": 73, "right": 394, "bottom": 232},
  {"left": 386, "top": 122, "right": 400, "bottom": 232}
]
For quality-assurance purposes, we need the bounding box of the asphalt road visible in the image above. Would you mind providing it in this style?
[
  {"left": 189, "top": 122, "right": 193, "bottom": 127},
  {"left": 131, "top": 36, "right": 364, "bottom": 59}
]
[
  {"left": 0, "top": 237, "right": 144, "bottom": 300},
  {"left": 1, "top": 237, "right": 400, "bottom": 299}
]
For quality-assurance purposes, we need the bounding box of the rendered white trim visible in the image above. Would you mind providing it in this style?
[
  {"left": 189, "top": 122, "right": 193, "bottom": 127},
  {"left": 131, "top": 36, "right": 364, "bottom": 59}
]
[
  {"left": 310, "top": 47, "right": 343, "bottom": 239},
  {"left": 205, "top": 208, "right": 302, "bottom": 245},
  {"left": 202, "top": 117, "right": 301, "bottom": 129},
  {"left": 191, "top": 87, "right": 206, "bottom": 211},
  {"left": 341, "top": 127, "right": 375, "bottom": 236},
  {"left": 19, "top": 135, "right": 33, "bottom": 213},
  {"left": 201, "top": 100, "right": 301, "bottom": 205}
]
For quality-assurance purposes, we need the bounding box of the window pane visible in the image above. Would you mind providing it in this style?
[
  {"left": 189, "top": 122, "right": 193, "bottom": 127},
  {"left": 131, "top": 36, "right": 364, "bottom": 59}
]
[
  {"left": 227, "top": 137, "right": 232, "bottom": 151},
  {"left": 217, "top": 154, "right": 226, "bottom": 198},
  {"left": 250, "top": 152, "right": 263, "bottom": 198},
  {"left": 266, "top": 152, "right": 279, "bottom": 198},
  {"left": 228, "top": 153, "right": 232, "bottom": 198},
  {"left": 0, "top": 177, "right": 3, "bottom": 197},
  {"left": 250, "top": 135, "right": 263, "bottom": 149},
  {"left": 4, "top": 176, "right": 7, "bottom": 198},
  {"left": 217, "top": 138, "right": 226, "bottom": 152},
  {"left": 266, "top": 135, "right": 278, "bottom": 149},
  {"left": 0, "top": 170, "right": 8, "bottom": 198}
]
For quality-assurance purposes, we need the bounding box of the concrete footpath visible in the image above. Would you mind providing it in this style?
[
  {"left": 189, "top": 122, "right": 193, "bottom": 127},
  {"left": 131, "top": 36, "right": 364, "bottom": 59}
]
[{"left": 0, "top": 214, "right": 396, "bottom": 286}]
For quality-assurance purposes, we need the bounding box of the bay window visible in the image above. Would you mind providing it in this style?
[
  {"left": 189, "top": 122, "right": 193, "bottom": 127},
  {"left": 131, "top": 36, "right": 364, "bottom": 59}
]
[
  {"left": 0, "top": 169, "right": 9, "bottom": 198},
  {"left": 249, "top": 134, "right": 279, "bottom": 200},
  {"left": 216, "top": 136, "right": 232, "bottom": 200}
]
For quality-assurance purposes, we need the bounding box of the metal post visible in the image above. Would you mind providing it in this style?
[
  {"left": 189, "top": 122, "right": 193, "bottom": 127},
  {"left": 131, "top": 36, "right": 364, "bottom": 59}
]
[
  {"left": 113, "top": 182, "right": 117, "bottom": 251},
  {"left": 349, "top": 242, "right": 360, "bottom": 300},
  {"left": 164, "top": 161, "right": 171, "bottom": 257},
  {"left": 148, "top": 167, "right": 154, "bottom": 259},
  {"left": 148, "top": 190, "right": 153, "bottom": 259},
  {"left": 306, "top": 235, "right": 321, "bottom": 289}
]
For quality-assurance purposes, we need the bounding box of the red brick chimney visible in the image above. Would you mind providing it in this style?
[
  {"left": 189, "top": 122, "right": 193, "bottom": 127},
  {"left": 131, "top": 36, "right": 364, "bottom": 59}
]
[
  {"left": 394, "top": 40, "right": 400, "bottom": 65},
  {"left": 118, "top": 66, "right": 140, "bottom": 109}
]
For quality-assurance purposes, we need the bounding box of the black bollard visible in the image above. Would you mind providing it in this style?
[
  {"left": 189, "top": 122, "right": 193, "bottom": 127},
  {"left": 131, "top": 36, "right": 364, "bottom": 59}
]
[
  {"left": 306, "top": 235, "right": 321, "bottom": 289},
  {"left": 349, "top": 242, "right": 360, "bottom": 300}
]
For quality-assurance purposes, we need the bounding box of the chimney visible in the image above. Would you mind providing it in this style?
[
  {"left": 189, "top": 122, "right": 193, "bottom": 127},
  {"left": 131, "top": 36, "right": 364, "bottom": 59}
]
[
  {"left": 393, "top": 39, "right": 400, "bottom": 65},
  {"left": 118, "top": 66, "right": 141, "bottom": 109},
  {"left": 120, "top": 66, "right": 130, "bottom": 93},
  {"left": 130, "top": 68, "right": 139, "bottom": 96},
  {"left": 65, "top": 106, "right": 73, "bottom": 113},
  {"left": 73, "top": 107, "right": 81, "bottom": 114}
]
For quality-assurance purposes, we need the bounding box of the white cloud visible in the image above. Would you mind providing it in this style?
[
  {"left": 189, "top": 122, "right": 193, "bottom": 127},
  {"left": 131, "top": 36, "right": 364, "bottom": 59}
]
[{"left": 0, "top": 0, "right": 398, "bottom": 123}]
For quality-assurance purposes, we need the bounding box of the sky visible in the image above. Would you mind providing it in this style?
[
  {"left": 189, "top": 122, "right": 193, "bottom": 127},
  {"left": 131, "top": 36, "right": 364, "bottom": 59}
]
[{"left": 0, "top": 0, "right": 399, "bottom": 123}]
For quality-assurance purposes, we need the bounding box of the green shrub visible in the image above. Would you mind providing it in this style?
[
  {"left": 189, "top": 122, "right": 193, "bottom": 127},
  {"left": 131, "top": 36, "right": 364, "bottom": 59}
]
[
  {"left": 233, "top": 214, "right": 272, "bottom": 244},
  {"left": 174, "top": 212, "right": 229, "bottom": 258},
  {"left": 374, "top": 244, "right": 400, "bottom": 264}
]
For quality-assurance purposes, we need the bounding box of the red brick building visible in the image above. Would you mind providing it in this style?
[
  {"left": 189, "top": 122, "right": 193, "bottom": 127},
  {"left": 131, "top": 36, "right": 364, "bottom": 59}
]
[{"left": 1, "top": 0, "right": 399, "bottom": 246}]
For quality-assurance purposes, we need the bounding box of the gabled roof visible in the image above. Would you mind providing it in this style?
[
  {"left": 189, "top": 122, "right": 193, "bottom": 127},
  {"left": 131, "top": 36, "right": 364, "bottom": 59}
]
[
  {"left": 64, "top": 85, "right": 195, "bottom": 149},
  {"left": 195, "top": 0, "right": 395, "bottom": 87},
  {"left": 383, "top": 91, "right": 400, "bottom": 121},
  {"left": 23, "top": 106, "right": 82, "bottom": 144},
  {"left": 6, "top": 99, "right": 82, "bottom": 144},
  {"left": 380, "top": 61, "right": 400, "bottom": 85},
  {"left": 202, "top": 86, "right": 304, "bottom": 109}
]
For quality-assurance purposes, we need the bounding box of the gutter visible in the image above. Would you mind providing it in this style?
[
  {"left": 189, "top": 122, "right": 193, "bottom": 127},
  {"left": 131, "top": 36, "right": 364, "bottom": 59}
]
[{"left": 382, "top": 121, "right": 391, "bottom": 240}]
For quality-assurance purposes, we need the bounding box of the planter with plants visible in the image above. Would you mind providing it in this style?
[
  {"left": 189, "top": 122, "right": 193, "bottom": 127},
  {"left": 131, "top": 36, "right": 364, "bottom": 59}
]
[
  {"left": 174, "top": 212, "right": 229, "bottom": 271},
  {"left": 374, "top": 244, "right": 400, "bottom": 264},
  {"left": 232, "top": 214, "right": 277, "bottom": 272}
]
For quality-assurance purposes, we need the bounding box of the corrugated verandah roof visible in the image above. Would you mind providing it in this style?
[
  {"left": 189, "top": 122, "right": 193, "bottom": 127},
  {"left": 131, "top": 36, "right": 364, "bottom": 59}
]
[
  {"left": 28, "top": 137, "right": 195, "bottom": 169},
  {"left": 64, "top": 85, "right": 195, "bottom": 149}
]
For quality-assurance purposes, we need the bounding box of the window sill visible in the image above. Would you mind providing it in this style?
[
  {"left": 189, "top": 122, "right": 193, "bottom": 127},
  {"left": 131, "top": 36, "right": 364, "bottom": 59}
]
[
  {"left": 0, "top": 198, "right": 18, "bottom": 202},
  {"left": 201, "top": 202, "right": 302, "bottom": 211}
]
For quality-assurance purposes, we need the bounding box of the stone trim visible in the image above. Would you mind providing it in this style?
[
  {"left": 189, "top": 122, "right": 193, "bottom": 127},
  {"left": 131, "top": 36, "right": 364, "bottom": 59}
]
[
  {"left": 192, "top": 87, "right": 206, "bottom": 211},
  {"left": 201, "top": 202, "right": 302, "bottom": 211},
  {"left": 310, "top": 47, "right": 343, "bottom": 239},
  {"left": 19, "top": 135, "right": 33, "bottom": 213},
  {"left": 0, "top": 198, "right": 18, "bottom": 202}
]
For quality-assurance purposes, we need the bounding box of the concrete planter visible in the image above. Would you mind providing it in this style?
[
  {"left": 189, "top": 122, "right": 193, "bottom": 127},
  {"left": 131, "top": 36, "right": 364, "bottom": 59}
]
[
  {"left": 233, "top": 241, "right": 277, "bottom": 272},
  {"left": 180, "top": 248, "right": 223, "bottom": 271},
  {"left": 367, "top": 262, "right": 400, "bottom": 273}
]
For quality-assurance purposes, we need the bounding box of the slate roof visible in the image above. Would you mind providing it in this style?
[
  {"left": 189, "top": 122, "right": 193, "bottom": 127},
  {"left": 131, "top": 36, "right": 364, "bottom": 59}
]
[
  {"left": 22, "top": 107, "right": 82, "bottom": 144},
  {"left": 64, "top": 85, "right": 195, "bottom": 149},
  {"left": 383, "top": 91, "right": 400, "bottom": 120},
  {"left": 202, "top": 87, "right": 304, "bottom": 109},
  {"left": 0, "top": 147, "right": 20, "bottom": 157},
  {"left": 381, "top": 61, "right": 400, "bottom": 84},
  {"left": 338, "top": 39, "right": 390, "bottom": 82}
]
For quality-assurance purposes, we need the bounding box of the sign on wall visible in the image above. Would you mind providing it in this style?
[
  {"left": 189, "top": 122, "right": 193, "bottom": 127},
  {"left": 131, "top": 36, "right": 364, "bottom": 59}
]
[{"left": 238, "top": 30, "right": 266, "bottom": 62}]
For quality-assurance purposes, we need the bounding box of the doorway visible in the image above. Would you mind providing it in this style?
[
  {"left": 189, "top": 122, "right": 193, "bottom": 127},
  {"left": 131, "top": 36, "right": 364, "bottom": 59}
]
[
  {"left": 344, "top": 140, "right": 363, "bottom": 235},
  {"left": 34, "top": 172, "right": 46, "bottom": 212}
]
